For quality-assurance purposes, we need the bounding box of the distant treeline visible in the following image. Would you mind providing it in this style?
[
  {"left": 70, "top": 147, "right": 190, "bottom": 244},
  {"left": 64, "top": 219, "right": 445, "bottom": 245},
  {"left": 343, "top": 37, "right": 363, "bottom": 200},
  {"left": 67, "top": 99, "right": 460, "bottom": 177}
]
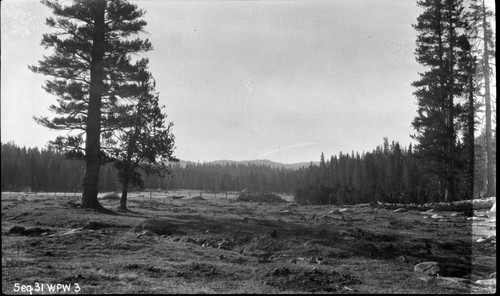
[
  {"left": 2, "top": 142, "right": 83, "bottom": 193},
  {"left": 296, "top": 139, "right": 441, "bottom": 205},
  {"left": 1, "top": 137, "right": 490, "bottom": 204},
  {"left": 0, "top": 141, "right": 300, "bottom": 194}
]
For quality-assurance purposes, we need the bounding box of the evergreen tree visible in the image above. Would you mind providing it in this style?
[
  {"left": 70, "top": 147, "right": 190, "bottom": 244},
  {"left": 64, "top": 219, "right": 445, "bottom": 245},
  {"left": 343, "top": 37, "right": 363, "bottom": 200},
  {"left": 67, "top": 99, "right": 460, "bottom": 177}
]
[
  {"left": 112, "top": 64, "right": 177, "bottom": 211},
  {"left": 411, "top": 0, "right": 473, "bottom": 201},
  {"left": 30, "top": 0, "right": 152, "bottom": 210},
  {"left": 467, "top": 0, "right": 496, "bottom": 197}
]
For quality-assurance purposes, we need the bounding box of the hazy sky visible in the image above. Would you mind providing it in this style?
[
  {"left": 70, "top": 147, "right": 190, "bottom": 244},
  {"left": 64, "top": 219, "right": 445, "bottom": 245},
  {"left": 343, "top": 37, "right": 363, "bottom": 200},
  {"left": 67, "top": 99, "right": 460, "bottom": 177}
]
[{"left": 1, "top": 0, "right": 480, "bottom": 163}]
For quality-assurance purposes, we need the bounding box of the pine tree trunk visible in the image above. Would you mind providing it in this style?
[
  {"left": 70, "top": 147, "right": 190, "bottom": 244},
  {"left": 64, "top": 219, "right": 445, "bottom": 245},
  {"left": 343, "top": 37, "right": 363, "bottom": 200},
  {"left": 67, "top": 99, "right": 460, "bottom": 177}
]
[
  {"left": 119, "top": 157, "right": 132, "bottom": 211},
  {"left": 119, "top": 105, "right": 143, "bottom": 211},
  {"left": 482, "top": 0, "right": 495, "bottom": 197},
  {"left": 446, "top": 2, "right": 455, "bottom": 202},
  {"left": 468, "top": 69, "right": 475, "bottom": 198},
  {"left": 121, "top": 183, "right": 129, "bottom": 211},
  {"left": 82, "top": 0, "right": 106, "bottom": 210}
]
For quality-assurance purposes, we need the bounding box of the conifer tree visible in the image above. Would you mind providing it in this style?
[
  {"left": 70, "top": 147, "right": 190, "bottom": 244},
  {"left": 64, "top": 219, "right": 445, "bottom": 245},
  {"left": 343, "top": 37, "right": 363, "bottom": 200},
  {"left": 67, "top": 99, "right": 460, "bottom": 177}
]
[
  {"left": 467, "top": 0, "right": 496, "bottom": 196},
  {"left": 411, "top": 0, "right": 473, "bottom": 201},
  {"left": 30, "top": 0, "right": 151, "bottom": 209},
  {"left": 112, "top": 63, "right": 178, "bottom": 211}
]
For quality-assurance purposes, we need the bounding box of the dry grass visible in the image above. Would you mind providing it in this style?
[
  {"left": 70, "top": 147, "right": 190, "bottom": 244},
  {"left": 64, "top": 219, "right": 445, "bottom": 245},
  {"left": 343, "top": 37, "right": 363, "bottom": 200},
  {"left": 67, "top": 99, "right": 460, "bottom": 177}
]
[{"left": 1, "top": 192, "right": 496, "bottom": 294}]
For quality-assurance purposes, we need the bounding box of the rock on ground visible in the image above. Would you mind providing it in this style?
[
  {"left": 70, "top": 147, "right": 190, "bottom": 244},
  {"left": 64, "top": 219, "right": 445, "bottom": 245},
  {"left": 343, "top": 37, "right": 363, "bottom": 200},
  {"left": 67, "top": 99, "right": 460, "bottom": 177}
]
[
  {"left": 394, "top": 208, "right": 408, "bottom": 213},
  {"left": 414, "top": 262, "right": 442, "bottom": 276}
]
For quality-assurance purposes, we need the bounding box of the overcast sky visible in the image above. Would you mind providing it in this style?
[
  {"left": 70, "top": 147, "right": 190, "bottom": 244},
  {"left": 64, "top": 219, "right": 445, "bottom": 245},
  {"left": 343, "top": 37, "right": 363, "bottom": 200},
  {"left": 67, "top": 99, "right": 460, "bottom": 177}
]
[{"left": 2, "top": 0, "right": 491, "bottom": 164}]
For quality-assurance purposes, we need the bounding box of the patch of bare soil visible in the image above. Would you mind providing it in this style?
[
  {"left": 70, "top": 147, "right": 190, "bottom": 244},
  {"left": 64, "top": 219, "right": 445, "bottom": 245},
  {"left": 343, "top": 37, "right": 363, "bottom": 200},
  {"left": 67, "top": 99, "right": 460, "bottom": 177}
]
[
  {"left": 262, "top": 265, "right": 361, "bottom": 293},
  {"left": 1, "top": 192, "right": 495, "bottom": 294}
]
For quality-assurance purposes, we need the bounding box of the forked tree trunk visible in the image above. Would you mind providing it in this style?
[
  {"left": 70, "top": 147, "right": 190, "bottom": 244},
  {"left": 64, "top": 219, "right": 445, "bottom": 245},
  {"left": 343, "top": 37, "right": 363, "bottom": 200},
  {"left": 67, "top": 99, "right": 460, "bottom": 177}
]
[{"left": 82, "top": 0, "right": 106, "bottom": 210}]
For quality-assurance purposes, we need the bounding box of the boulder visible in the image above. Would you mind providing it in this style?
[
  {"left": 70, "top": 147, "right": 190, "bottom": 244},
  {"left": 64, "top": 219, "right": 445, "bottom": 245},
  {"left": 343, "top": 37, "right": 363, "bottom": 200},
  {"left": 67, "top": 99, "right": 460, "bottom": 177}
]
[
  {"left": 414, "top": 262, "right": 442, "bottom": 276},
  {"left": 339, "top": 208, "right": 353, "bottom": 213},
  {"left": 476, "top": 235, "right": 495, "bottom": 243},
  {"left": 490, "top": 202, "right": 496, "bottom": 212},
  {"left": 475, "top": 278, "right": 496, "bottom": 287}
]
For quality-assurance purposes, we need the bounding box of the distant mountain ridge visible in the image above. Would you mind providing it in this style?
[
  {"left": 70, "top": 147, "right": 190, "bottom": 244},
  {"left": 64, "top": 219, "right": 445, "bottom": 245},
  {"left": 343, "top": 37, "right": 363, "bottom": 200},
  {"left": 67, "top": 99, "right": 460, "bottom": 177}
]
[{"left": 178, "top": 159, "right": 318, "bottom": 170}]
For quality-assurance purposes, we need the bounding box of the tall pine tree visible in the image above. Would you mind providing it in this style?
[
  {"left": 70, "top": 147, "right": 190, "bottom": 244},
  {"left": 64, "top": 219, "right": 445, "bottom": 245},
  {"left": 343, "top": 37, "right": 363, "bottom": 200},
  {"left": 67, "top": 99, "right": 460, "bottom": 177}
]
[
  {"left": 30, "top": 0, "right": 152, "bottom": 209},
  {"left": 467, "top": 0, "right": 496, "bottom": 197},
  {"left": 411, "top": 0, "right": 473, "bottom": 201}
]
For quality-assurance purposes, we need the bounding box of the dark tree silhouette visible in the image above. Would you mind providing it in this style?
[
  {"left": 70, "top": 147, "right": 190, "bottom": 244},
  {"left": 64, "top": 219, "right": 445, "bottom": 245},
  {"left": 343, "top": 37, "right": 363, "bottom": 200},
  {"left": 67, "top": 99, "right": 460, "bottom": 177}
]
[
  {"left": 112, "top": 63, "right": 178, "bottom": 211},
  {"left": 30, "top": 0, "right": 152, "bottom": 210},
  {"left": 411, "top": 0, "right": 473, "bottom": 201}
]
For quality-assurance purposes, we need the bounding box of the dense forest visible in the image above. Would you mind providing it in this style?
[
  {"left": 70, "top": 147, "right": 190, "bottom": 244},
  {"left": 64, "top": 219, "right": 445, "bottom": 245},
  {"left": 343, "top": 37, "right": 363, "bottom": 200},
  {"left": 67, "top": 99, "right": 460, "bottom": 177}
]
[
  {"left": 1, "top": 140, "right": 298, "bottom": 194},
  {"left": 2, "top": 134, "right": 494, "bottom": 205}
]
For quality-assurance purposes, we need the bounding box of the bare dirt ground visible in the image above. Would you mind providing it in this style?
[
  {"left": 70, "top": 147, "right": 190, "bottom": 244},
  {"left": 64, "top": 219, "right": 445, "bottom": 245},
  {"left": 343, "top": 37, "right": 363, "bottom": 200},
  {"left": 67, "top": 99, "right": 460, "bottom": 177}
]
[{"left": 2, "top": 192, "right": 496, "bottom": 294}]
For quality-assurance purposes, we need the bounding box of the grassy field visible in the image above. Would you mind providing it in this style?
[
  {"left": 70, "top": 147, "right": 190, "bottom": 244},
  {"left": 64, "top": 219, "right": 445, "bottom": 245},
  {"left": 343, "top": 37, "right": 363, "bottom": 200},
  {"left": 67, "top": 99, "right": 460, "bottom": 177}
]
[{"left": 1, "top": 191, "right": 496, "bottom": 294}]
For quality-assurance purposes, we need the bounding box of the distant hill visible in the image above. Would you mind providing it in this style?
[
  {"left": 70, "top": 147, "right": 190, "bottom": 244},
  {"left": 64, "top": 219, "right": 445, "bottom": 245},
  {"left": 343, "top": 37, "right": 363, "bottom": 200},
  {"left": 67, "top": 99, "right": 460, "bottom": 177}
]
[{"left": 178, "top": 159, "right": 318, "bottom": 170}]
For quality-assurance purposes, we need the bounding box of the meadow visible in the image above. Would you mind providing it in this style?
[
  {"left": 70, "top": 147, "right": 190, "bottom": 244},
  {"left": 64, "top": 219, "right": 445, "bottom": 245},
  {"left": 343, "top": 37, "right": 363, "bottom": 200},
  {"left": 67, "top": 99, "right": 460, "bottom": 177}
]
[{"left": 2, "top": 191, "right": 495, "bottom": 294}]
